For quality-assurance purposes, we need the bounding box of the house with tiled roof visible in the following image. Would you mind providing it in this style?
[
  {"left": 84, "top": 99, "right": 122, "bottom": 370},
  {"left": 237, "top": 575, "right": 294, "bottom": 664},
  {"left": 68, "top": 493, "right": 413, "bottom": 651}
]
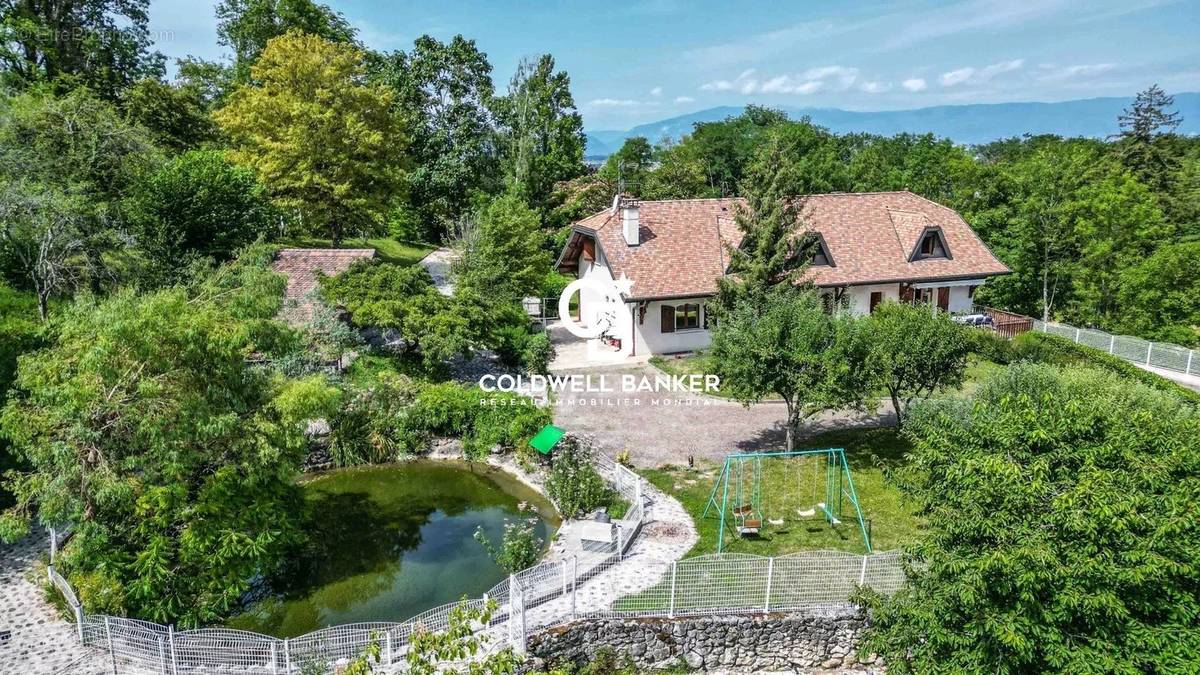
[
  {"left": 555, "top": 191, "right": 1009, "bottom": 357},
  {"left": 271, "top": 248, "right": 376, "bottom": 323}
]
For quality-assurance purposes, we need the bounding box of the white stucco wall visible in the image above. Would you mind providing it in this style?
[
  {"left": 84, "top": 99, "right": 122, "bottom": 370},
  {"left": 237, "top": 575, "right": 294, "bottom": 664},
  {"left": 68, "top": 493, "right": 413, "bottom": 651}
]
[
  {"left": 632, "top": 300, "right": 713, "bottom": 356},
  {"left": 846, "top": 284, "right": 901, "bottom": 316}
]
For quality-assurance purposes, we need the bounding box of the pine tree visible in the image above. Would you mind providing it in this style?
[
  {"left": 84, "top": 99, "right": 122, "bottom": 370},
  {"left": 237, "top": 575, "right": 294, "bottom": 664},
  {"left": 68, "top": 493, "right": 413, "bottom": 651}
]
[
  {"left": 1116, "top": 84, "right": 1183, "bottom": 191},
  {"left": 714, "top": 133, "right": 813, "bottom": 314}
]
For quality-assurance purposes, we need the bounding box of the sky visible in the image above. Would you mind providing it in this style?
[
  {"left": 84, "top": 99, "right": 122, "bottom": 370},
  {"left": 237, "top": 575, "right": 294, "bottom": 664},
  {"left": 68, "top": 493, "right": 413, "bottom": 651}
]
[{"left": 147, "top": 0, "right": 1200, "bottom": 131}]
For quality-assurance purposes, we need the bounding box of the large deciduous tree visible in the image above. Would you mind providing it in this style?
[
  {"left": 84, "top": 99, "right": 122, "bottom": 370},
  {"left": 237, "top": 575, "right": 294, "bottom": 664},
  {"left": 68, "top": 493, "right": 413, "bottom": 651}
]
[
  {"left": 0, "top": 0, "right": 165, "bottom": 98},
  {"left": 1116, "top": 241, "right": 1200, "bottom": 347},
  {"left": 120, "top": 78, "right": 220, "bottom": 152},
  {"left": 0, "top": 181, "right": 87, "bottom": 319},
  {"left": 216, "top": 0, "right": 357, "bottom": 82},
  {"left": 0, "top": 266, "right": 309, "bottom": 626},
  {"left": 861, "top": 364, "right": 1200, "bottom": 673},
  {"left": 710, "top": 290, "right": 868, "bottom": 451},
  {"left": 0, "top": 88, "right": 160, "bottom": 297},
  {"left": 369, "top": 35, "right": 497, "bottom": 240},
  {"left": 125, "top": 150, "right": 275, "bottom": 282},
  {"left": 494, "top": 54, "right": 585, "bottom": 215},
  {"left": 862, "top": 302, "right": 972, "bottom": 427},
  {"left": 215, "top": 31, "right": 405, "bottom": 245}
]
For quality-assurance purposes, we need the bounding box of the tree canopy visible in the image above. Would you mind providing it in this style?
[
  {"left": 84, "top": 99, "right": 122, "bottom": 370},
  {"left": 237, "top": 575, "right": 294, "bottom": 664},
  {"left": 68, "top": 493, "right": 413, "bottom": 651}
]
[
  {"left": 216, "top": 31, "right": 406, "bottom": 245},
  {"left": 862, "top": 364, "right": 1200, "bottom": 673}
]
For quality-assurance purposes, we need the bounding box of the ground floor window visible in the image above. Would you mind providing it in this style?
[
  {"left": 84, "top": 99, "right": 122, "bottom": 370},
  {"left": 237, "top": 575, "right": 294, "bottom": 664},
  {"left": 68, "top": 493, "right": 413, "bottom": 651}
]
[{"left": 661, "top": 302, "right": 703, "bottom": 333}]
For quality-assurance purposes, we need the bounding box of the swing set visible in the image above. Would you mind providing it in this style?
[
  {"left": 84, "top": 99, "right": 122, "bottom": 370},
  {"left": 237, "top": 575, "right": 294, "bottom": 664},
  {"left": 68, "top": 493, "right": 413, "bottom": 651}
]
[{"left": 701, "top": 448, "right": 872, "bottom": 554}]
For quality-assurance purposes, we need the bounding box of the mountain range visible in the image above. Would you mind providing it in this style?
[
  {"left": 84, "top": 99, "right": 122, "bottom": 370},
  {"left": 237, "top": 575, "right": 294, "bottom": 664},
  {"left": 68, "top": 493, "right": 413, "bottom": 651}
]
[{"left": 584, "top": 93, "right": 1200, "bottom": 159}]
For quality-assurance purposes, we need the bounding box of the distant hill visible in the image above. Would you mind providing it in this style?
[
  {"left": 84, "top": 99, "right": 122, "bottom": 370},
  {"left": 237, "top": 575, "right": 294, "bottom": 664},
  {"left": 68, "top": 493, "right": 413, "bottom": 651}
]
[{"left": 584, "top": 94, "right": 1200, "bottom": 159}]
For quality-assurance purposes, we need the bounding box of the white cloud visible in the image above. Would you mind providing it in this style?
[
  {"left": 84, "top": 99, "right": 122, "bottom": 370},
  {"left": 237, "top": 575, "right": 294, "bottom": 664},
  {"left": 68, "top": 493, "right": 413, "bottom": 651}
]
[
  {"left": 939, "top": 67, "right": 975, "bottom": 87},
  {"left": 700, "top": 65, "right": 858, "bottom": 96},
  {"left": 1036, "top": 63, "right": 1116, "bottom": 81},
  {"left": 674, "top": 96, "right": 695, "bottom": 104},
  {"left": 588, "top": 98, "right": 642, "bottom": 107},
  {"left": 939, "top": 59, "right": 1023, "bottom": 87},
  {"left": 650, "top": 86, "right": 663, "bottom": 97},
  {"left": 978, "top": 58, "right": 1025, "bottom": 80},
  {"left": 902, "top": 78, "right": 928, "bottom": 92},
  {"left": 700, "top": 68, "right": 756, "bottom": 92},
  {"left": 859, "top": 81, "right": 891, "bottom": 93}
]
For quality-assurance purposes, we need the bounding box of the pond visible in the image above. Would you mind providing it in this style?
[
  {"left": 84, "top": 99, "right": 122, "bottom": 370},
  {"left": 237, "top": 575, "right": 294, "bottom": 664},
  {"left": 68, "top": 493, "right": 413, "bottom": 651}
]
[{"left": 225, "top": 460, "right": 559, "bottom": 637}]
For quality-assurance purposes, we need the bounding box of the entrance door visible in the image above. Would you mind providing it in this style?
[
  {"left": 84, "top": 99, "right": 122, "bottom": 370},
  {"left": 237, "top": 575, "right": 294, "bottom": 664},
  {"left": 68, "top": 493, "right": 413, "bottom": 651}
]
[
  {"left": 869, "top": 291, "right": 883, "bottom": 313},
  {"left": 936, "top": 287, "right": 950, "bottom": 311}
]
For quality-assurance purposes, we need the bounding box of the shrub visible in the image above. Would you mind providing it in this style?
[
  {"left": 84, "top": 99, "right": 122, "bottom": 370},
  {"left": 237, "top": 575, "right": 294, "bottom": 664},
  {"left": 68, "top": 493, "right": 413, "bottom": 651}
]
[
  {"left": 474, "top": 518, "right": 543, "bottom": 573},
  {"left": 408, "top": 382, "right": 551, "bottom": 460},
  {"left": 544, "top": 438, "right": 615, "bottom": 519},
  {"left": 522, "top": 332, "right": 554, "bottom": 375},
  {"left": 1012, "top": 331, "right": 1200, "bottom": 406},
  {"left": 968, "top": 328, "right": 1015, "bottom": 364},
  {"left": 328, "top": 375, "right": 422, "bottom": 466}
]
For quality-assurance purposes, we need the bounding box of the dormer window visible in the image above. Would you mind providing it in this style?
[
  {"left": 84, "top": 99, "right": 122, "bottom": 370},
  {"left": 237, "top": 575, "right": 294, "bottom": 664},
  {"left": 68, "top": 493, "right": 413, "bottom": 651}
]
[
  {"left": 802, "top": 233, "right": 835, "bottom": 267},
  {"left": 912, "top": 228, "right": 950, "bottom": 260}
]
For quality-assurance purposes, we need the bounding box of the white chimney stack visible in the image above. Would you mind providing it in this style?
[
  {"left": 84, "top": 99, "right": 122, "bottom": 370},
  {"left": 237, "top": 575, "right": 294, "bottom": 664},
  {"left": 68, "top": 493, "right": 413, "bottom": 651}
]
[{"left": 621, "top": 200, "right": 640, "bottom": 246}]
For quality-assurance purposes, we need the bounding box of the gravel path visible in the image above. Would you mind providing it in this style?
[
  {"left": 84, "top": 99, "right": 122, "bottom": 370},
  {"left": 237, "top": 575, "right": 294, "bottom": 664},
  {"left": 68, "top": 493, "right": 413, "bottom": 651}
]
[
  {"left": 552, "top": 363, "right": 895, "bottom": 468},
  {"left": 0, "top": 528, "right": 108, "bottom": 674}
]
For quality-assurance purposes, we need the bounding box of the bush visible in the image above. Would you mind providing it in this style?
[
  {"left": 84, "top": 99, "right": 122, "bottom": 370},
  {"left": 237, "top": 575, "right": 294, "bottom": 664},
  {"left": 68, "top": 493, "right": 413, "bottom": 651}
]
[
  {"left": 968, "top": 328, "right": 1015, "bottom": 364},
  {"left": 474, "top": 518, "right": 543, "bottom": 573},
  {"left": 407, "top": 382, "right": 552, "bottom": 460},
  {"left": 544, "top": 438, "right": 615, "bottom": 519},
  {"left": 1012, "top": 331, "right": 1200, "bottom": 406},
  {"left": 328, "top": 375, "right": 422, "bottom": 466},
  {"left": 522, "top": 332, "right": 554, "bottom": 375}
]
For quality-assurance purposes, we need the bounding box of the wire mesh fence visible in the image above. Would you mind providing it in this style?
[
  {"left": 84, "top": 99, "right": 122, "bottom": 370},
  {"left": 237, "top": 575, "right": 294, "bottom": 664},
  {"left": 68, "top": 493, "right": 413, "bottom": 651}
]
[
  {"left": 42, "top": 457, "right": 906, "bottom": 673},
  {"left": 1034, "top": 320, "right": 1197, "bottom": 376}
]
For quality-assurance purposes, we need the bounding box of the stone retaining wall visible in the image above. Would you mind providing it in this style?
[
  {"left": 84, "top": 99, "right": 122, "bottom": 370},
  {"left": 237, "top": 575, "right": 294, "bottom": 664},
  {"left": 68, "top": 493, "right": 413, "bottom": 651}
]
[{"left": 527, "top": 612, "right": 885, "bottom": 673}]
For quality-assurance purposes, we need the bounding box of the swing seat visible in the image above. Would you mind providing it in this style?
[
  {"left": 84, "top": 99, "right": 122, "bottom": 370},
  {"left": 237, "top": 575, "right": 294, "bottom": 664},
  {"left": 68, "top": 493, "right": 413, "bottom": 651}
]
[
  {"left": 737, "top": 518, "right": 761, "bottom": 536},
  {"left": 795, "top": 507, "right": 817, "bottom": 517},
  {"left": 767, "top": 518, "right": 785, "bottom": 526},
  {"left": 732, "top": 504, "right": 753, "bottom": 517}
]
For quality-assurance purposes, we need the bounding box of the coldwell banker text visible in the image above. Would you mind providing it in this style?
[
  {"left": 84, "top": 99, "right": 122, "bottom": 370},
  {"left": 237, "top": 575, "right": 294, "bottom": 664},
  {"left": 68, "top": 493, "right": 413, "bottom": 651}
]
[{"left": 479, "top": 373, "right": 720, "bottom": 394}]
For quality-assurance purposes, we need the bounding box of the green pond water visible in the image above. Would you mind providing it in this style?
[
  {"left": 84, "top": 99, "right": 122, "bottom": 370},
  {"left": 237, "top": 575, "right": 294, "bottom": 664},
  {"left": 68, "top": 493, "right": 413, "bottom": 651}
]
[{"left": 226, "top": 460, "right": 558, "bottom": 637}]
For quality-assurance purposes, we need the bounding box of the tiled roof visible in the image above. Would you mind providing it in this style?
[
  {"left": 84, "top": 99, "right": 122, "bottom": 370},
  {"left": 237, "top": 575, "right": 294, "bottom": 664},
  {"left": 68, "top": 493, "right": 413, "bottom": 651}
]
[
  {"left": 563, "top": 191, "right": 1009, "bottom": 300},
  {"left": 271, "top": 248, "right": 376, "bottom": 322}
]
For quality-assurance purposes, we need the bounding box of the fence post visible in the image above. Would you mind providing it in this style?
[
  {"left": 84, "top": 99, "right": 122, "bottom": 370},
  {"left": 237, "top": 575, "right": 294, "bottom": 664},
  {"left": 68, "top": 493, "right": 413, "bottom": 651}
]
[
  {"left": 1188, "top": 350, "right": 1194, "bottom": 376},
  {"left": 49, "top": 526, "right": 57, "bottom": 562},
  {"left": 385, "top": 631, "right": 393, "bottom": 665},
  {"left": 1074, "top": 327, "right": 1081, "bottom": 343},
  {"left": 763, "top": 559, "right": 773, "bottom": 615},
  {"left": 668, "top": 561, "right": 677, "bottom": 619},
  {"left": 507, "top": 575, "right": 517, "bottom": 649},
  {"left": 1109, "top": 334, "right": 1115, "bottom": 354},
  {"left": 271, "top": 641, "right": 279, "bottom": 675},
  {"left": 1147, "top": 343, "right": 1153, "bottom": 366},
  {"left": 157, "top": 636, "right": 167, "bottom": 675},
  {"left": 571, "top": 556, "right": 578, "bottom": 620},
  {"left": 74, "top": 605, "right": 84, "bottom": 641},
  {"left": 617, "top": 526, "right": 623, "bottom": 560},
  {"left": 168, "top": 625, "right": 178, "bottom": 675},
  {"left": 283, "top": 638, "right": 291, "bottom": 674},
  {"left": 859, "top": 556, "right": 869, "bottom": 586},
  {"left": 561, "top": 559, "right": 568, "bottom": 597},
  {"left": 104, "top": 617, "right": 117, "bottom": 675}
]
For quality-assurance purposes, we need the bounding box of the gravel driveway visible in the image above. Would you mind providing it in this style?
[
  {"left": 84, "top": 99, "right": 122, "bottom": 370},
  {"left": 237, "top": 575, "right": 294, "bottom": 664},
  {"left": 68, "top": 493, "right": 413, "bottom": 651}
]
[{"left": 551, "top": 364, "right": 895, "bottom": 468}]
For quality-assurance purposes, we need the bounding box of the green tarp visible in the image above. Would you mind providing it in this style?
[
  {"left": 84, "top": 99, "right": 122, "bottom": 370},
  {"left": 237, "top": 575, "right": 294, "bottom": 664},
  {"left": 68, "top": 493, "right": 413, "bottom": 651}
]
[{"left": 529, "top": 425, "right": 566, "bottom": 454}]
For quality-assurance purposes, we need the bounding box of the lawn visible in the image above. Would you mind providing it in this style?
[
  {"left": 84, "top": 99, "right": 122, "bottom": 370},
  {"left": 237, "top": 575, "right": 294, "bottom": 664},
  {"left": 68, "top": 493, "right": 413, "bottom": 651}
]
[
  {"left": 279, "top": 235, "right": 436, "bottom": 267},
  {"left": 641, "top": 427, "right": 922, "bottom": 557}
]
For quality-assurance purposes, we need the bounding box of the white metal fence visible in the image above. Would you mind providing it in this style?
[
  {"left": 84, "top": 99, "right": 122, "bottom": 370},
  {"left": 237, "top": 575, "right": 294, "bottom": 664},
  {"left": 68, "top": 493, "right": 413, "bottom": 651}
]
[
  {"left": 1034, "top": 320, "right": 1198, "bottom": 376},
  {"left": 43, "top": 458, "right": 905, "bottom": 673}
]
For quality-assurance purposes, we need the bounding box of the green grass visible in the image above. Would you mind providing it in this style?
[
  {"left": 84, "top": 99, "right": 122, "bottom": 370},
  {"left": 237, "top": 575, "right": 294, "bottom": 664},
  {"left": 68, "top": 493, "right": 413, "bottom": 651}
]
[
  {"left": 641, "top": 427, "right": 922, "bottom": 557},
  {"left": 278, "top": 236, "right": 436, "bottom": 267}
]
